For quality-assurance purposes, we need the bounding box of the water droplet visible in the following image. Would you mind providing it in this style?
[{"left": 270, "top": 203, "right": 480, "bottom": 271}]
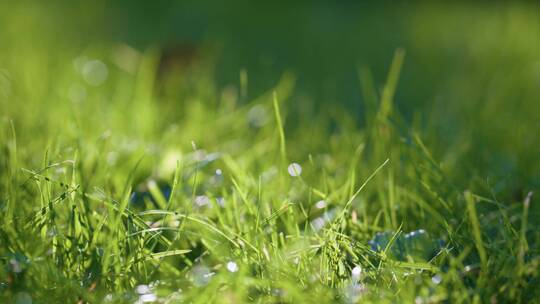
[
  {"left": 464, "top": 265, "right": 474, "bottom": 273},
  {"left": 215, "top": 169, "right": 222, "bottom": 175},
  {"left": 190, "top": 265, "right": 213, "bottom": 286},
  {"left": 369, "top": 229, "right": 442, "bottom": 261},
  {"left": 311, "top": 217, "right": 325, "bottom": 231},
  {"left": 272, "top": 288, "right": 285, "bottom": 297},
  {"left": 82, "top": 60, "right": 108, "bottom": 86},
  {"left": 247, "top": 105, "right": 269, "bottom": 127},
  {"left": 351, "top": 265, "right": 362, "bottom": 281},
  {"left": 226, "top": 261, "right": 239, "bottom": 273},
  {"left": 194, "top": 195, "right": 210, "bottom": 207},
  {"left": 141, "top": 294, "right": 157, "bottom": 302},
  {"left": 287, "top": 163, "right": 302, "bottom": 177},
  {"left": 136, "top": 284, "right": 151, "bottom": 295},
  {"left": 405, "top": 229, "right": 426, "bottom": 239},
  {"left": 310, "top": 209, "right": 336, "bottom": 232},
  {"left": 216, "top": 197, "right": 225, "bottom": 208},
  {"left": 315, "top": 200, "right": 326, "bottom": 209},
  {"left": 431, "top": 274, "right": 442, "bottom": 285}
]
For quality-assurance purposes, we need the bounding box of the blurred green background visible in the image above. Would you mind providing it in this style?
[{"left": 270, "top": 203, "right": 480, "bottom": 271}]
[{"left": 2, "top": 0, "right": 539, "bottom": 196}]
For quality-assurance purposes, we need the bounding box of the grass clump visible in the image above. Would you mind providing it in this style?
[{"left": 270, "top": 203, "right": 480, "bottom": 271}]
[{"left": 1, "top": 37, "right": 540, "bottom": 304}]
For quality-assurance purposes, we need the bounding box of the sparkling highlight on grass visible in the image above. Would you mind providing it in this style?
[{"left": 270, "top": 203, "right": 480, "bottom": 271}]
[{"left": 287, "top": 163, "right": 302, "bottom": 177}]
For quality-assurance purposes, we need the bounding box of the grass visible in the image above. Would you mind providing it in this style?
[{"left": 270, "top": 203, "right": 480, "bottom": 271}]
[{"left": 1, "top": 4, "right": 540, "bottom": 303}]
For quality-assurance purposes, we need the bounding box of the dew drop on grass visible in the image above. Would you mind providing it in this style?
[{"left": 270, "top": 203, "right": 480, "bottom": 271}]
[
  {"left": 136, "top": 284, "right": 151, "bottom": 295},
  {"left": 351, "top": 265, "right": 362, "bottom": 281},
  {"left": 272, "top": 288, "right": 286, "bottom": 298},
  {"left": 431, "top": 274, "right": 442, "bottom": 285},
  {"left": 82, "top": 59, "right": 108, "bottom": 86},
  {"left": 310, "top": 209, "right": 336, "bottom": 232},
  {"left": 287, "top": 163, "right": 302, "bottom": 177},
  {"left": 315, "top": 200, "right": 326, "bottom": 209},
  {"left": 215, "top": 168, "right": 222, "bottom": 175},
  {"left": 226, "top": 261, "right": 239, "bottom": 273},
  {"left": 216, "top": 197, "right": 225, "bottom": 208},
  {"left": 190, "top": 265, "right": 213, "bottom": 286},
  {"left": 247, "top": 104, "right": 269, "bottom": 128},
  {"left": 311, "top": 217, "right": 325, "bottom": 231},
  {"left": 139, "top": 293, "right": 157, "bottom": 303},
  {"left": 195, "top": 195, "right": 210, "bottom": 207},
  {"left": 369, "top": 229, "right": 443, "bottom": 261},
  {"left": 464, "top": 265, "right": 474, "bottom": 273}
]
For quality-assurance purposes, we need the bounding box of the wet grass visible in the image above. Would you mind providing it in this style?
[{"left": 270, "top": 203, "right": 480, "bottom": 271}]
[
  {"left": 1, "top": 4, "right": 540, "bottom": 302},
  {"left": 1, "top": 46, "right": 538, "bottom": 303}
]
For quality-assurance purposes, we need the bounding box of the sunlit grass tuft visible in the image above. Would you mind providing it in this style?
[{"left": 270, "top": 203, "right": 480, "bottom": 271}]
[{"left": 1, "top": 29, "right": 540, "bottom": 304}]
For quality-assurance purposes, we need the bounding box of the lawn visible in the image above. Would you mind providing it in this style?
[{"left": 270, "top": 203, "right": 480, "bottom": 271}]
[{"left": 1, "top": 2, "right": 539, "bottom": 303}]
